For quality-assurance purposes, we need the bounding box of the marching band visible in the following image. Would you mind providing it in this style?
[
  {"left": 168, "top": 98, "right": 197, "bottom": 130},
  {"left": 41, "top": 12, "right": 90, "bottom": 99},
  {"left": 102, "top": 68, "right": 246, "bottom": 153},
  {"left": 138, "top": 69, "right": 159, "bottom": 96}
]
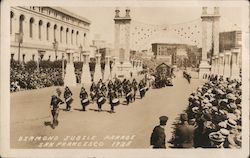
[{"left": 50, "top": 77, "right": 149, "bottom": 129}]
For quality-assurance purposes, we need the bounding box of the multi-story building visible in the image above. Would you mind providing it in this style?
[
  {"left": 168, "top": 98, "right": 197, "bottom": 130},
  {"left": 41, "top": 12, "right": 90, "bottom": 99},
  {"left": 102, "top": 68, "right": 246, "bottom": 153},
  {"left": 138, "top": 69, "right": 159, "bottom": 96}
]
[
  {"left": 151, "top": 43, "right": 198, "bottom": 66},
  {"left": 10, "top": 6, "right": 91, "bottom": 62}
]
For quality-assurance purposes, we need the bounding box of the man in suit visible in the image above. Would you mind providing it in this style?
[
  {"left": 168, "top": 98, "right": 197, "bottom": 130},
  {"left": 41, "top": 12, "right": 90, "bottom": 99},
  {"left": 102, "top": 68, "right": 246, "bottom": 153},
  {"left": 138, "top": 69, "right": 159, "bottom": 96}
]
[
  {"left": 174, "top": 113, "right": 195, "bottom": 148},
  {"left": 150, "top": 116, "right": 168, "bottom": 148}
]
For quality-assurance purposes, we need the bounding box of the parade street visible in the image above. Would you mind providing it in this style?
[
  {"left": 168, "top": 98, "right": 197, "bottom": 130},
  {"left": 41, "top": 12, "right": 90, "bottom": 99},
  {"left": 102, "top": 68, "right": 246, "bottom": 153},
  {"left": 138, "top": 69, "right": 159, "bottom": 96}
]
[{"left": 11, "top": 72, "right": 204, "bottom": 149}]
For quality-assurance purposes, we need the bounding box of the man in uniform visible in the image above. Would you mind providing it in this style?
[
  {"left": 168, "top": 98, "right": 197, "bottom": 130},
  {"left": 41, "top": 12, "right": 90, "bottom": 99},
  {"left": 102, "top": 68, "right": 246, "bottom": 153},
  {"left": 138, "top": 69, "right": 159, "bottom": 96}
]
[
  {"left": 50, "top": 88, "right": 64, "bottom": 129},
  {"left": 150, "top": 116, "right": 168, "bottom": 148}
]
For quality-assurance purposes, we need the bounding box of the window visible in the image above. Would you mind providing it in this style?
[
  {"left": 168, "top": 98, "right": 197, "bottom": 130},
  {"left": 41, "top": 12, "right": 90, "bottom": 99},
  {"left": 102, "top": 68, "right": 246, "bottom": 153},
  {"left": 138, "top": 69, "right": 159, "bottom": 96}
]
[
  {"left": 32, "top": 54, "right": 35, "bottom": 61},
  {"left": 53, "top": 24, "right": 57, "bottom": 40},
  {"left": 46, "top": 22, "right": 50, "bottom": 41},
  {"left": 29, "top": 18, "right": 34, "bottom": 38},
  {"left": 10, "top": 11, "right": 14, "bottom": 34},
  {"left": 19, "top": 15, "right": 25, "bottom": 33},
  {"left": 60, "top": 26, "right": 63, "bottom": 43},
  {"left": 76, "top": 31, "right": 79, "bottom": 45},
  {"left": 83, "top": 33, "right": 86, "bottom": 46},
  {"left": 66, "top": 28, "right": 69, "bottom": 44},
  {"left": 71, "top": 30, "right": 74, "bottom": 45},
  {"left": 22, "top": 54, "right": 26, "bottom": 63},
  {"left": 38, "top": 20, "right": 42, "bottom": 40},
  {"left": 11, "top": 54, "right": 14, "bottom": 61}
]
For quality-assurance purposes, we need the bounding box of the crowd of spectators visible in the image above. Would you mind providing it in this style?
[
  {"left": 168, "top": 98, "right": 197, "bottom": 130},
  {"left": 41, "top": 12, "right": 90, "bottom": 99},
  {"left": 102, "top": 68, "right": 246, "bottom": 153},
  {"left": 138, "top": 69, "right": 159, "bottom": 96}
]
[
  {"left": 10, "top": 60, "right": 64, "bottom": 92},
  {"left": 170, "top": 76, "right": 242, "bottom": 148}
]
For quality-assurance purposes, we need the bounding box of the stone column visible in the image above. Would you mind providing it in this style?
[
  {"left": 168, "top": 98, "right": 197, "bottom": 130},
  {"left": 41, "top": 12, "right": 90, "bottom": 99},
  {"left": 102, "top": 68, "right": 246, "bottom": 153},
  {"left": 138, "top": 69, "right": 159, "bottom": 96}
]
[
  {"left": 124, "top": 22, "right": 130, "bottom": 62},
  {"left": 199, "top": 7, "right": 211, "bottom": 79},
  {"left": 81, "top": 54, "right": 91, "bottom": 84},
  {"left": 231, "top": 48, "right": 240, "bottom": 79},
  {"left": 104, "top": 56, "right": 111, "bottom": 81},
  {"left": 64, "top": 50, "right": 76, "bottom": 86},
  {"left": 114, "top": 22, "right": 120, "bottom": 58},
  {"left": 214, "top": 55, "right": 219, "bottom": 75},
  {"left": 218, "top": 53, "right": 224, "bottom": 76},
  {"left": 94, "top": 54, "right": 102, "bottom": 82},
  {"left": 211, "top": 57, "right": 216, "bottom": 74},
  {"left": 212, "top": 7, "right": 220, "bottom": 75},
  {"left": 223, "top": 51, "right": 231, "bottom": 78}
]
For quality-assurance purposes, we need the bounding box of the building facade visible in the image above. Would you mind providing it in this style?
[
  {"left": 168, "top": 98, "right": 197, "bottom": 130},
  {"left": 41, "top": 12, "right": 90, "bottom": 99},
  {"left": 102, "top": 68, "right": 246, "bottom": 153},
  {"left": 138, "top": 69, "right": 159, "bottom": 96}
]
[
  {"left": 10, "top": 6, "right": 91, "bottom": 63},
  {"left": 211, "top": 30, "right": 242, "bottom": 79},
  {"left": 151, "top": 43, "right": 198, "bottom": 66}
]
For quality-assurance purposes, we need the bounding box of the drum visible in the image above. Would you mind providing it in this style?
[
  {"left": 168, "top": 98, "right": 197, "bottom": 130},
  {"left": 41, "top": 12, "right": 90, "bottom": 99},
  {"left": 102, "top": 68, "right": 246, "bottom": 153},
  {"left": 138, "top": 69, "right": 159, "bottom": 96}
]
[
  {"left": 112, "top": 98, "right": 120, "bottom": 106},
  {"left": 126, "top": 91, "right": 132, "bottom": 97},
  {"left": 81, "top": 98, "right": 89, "bottom": 106},
  {"left": 66, "top": 97, "right": 73, "bottom": 104},
  {"left": 140, "top": 88, "right": 145, "bottom": 92},
  {"left": 97, "top": 97, "right": 106, "bottom": 105},
  {"left": 90, "top": 91, "right": 96, "bottom": 97}
]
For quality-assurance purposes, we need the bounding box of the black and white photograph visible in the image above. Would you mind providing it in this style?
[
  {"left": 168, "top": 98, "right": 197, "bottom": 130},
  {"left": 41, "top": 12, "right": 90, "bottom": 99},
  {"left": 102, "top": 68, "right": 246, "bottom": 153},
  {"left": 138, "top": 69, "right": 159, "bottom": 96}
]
[{"left": 0, "top": 0, "right": 249, "bottom": 158}]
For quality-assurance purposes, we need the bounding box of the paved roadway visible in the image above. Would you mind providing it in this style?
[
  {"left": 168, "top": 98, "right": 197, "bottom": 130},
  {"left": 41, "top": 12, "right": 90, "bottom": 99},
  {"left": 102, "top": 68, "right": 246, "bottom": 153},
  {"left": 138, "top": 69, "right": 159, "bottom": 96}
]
[{"left": 10, "top": 71, "right": 204, "bottom": 149}]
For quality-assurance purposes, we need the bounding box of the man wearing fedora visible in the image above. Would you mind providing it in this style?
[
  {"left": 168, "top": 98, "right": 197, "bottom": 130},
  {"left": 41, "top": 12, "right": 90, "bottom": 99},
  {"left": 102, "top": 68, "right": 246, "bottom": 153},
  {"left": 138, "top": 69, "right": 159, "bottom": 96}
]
[{"left": 150, "top": 116, "right": 168, "bottom": 148}]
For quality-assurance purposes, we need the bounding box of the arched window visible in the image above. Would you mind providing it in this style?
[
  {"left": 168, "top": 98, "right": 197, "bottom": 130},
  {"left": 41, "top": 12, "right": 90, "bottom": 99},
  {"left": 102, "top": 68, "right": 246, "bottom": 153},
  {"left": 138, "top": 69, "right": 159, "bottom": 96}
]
[
  {"left": 10, "top": 11, "right": 14, "bottom": 34},
  {"left": 29, "top": 17, "right": 34, "bottom": 38},
  {"left": 60, "top": 26, "right": 63, "bottom": 43},
  {"left": 71, "top": 30, "right": 74, "bottom": 45},
  {"left": 38, "top": 20, "right": 43, "bottom": 40},
  {"left": 19, "top": 15, "right": 25, "bottom": 33},
  {"left": 53, "top": 24, "right": 57, "bottom": 40},
  {"left": 66, "top": 28, "right": 69, "bottom": 44},
  {"left": 76, "top": 31, "right": 79, "bottom": 45},
  {"left": 83, "top": 33, "right": 86, "bottom": 46},
  {"left": 46, "top": 22, "right": 50, "bottom": 41}
]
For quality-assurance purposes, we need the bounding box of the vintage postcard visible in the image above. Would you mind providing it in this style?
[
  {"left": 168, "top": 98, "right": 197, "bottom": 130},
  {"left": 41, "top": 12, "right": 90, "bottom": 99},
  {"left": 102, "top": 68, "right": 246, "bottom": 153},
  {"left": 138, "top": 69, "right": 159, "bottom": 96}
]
[{"left": 0, "top": 0, "right": 249, "bottom": 158}]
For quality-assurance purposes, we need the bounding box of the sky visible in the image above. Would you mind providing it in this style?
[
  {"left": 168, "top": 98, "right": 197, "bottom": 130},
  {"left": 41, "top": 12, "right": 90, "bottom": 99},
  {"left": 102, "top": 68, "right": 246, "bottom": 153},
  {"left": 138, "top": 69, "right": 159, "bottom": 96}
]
[{"left": 65, "top": 7, "right": 243, "bottom": 49}]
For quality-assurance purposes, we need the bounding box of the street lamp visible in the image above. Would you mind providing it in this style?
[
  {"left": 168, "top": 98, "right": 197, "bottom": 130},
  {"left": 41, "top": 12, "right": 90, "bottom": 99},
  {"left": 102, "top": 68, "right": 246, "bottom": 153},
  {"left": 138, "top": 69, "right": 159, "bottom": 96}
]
[
  {"left": 53, "top": 39, "right": 58, "bottom": 60},
  {"left": 15, "top": 33, "right": 23, "bottom": 64},
  {"left": 37, "top": 50, "right": 45, "bottom": 73}
]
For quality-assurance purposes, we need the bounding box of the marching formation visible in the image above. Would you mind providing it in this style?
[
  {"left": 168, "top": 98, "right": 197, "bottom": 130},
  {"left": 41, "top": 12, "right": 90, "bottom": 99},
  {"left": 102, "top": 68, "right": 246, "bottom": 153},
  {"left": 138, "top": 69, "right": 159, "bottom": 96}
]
[{"left": 49, "top": 77, "right": 149, "bottom": 129}]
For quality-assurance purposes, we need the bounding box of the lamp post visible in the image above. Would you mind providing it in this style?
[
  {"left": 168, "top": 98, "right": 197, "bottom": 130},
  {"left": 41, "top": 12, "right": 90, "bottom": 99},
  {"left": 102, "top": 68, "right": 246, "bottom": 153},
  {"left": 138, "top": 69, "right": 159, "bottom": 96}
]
[
  {"left": 53, "top": 39, "right": 58, "bottom": 60},
  {"left": 15, "top": 33, "right": 23, "bottom": 64},
  {"left": 37, "top": 50, "right": 45, "bottom": 73}
]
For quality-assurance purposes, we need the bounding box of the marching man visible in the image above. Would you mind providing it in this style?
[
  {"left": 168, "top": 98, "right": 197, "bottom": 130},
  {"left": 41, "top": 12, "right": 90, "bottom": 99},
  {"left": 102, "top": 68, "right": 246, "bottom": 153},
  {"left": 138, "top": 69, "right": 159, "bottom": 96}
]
[
  {"left": 64, "top": 86, "right": 73, "bottom": 111},
  {"left": 50, "top": 88, "right": 64, "bottom": 129},
  {"left": 79, "top": 87, "right": 89, "bottom": 111}
]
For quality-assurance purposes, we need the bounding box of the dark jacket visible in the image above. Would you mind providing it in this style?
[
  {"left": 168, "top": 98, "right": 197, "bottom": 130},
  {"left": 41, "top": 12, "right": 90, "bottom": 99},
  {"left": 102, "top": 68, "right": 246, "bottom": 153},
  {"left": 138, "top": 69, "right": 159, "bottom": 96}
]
[
  {"left": 150, "top": 125, "right": 166, "bottom": 148},
  {"left": 50, "top": 95, "right": 63, "bottom": 109},
  {"left": 175, "top": 123, "right": 195, "bottom": 148}
]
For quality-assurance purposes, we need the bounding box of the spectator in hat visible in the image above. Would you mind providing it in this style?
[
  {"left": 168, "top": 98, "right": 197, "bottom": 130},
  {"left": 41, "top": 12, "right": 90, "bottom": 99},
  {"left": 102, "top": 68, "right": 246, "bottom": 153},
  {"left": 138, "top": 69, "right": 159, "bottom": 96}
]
[
  {"left": 174, "top": 113, "right": 195, "bottom": 148},
  {"left": 150, "top": 116, "right": 168, "bottom": 148}
]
